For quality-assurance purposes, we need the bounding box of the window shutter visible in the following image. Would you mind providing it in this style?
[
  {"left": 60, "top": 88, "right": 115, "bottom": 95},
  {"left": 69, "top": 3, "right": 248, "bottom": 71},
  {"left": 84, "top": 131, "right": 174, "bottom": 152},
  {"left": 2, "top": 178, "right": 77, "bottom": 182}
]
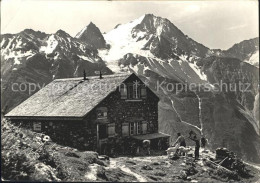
[
  {"left": 33, "top": 122, "right": 42, "bottom": 132},
  {"left": 128, "top": 85, "right": 133, "bottom": 99},
  {"left": 122, "top": 123, "right": 129, "bottom": 136},
  {"left": 137, "top": 122, "right": 142, "bottom": 134},
  {"left": 142, "top": 121, "right": 147, "bottom": 134},
  {"left": 141, "top": 86, "right": 147, "bottom": 99},
  {"left": 108, "top": 123, "right": 115, "bottom": 137},
  {"left": 129, "top": 122, "right": 136, "bottom": 135},
  {"left": 120, "top": 84, "right": 127, "bottom": 99}
]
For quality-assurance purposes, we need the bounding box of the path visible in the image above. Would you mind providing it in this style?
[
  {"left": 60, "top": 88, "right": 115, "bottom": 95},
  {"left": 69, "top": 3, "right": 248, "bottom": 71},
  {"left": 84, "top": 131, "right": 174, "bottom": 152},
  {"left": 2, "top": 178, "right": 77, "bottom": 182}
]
[{"left": 108, "top": 158, "right": 147, "bottom": 182}]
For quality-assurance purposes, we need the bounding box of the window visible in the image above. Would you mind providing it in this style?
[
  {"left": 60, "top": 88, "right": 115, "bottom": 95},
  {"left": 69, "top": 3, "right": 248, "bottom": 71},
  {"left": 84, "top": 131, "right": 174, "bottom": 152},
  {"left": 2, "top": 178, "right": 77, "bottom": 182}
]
[
  {"left": 120, "top": 84, "right": 127, "bottom": 99},
  {"left": 142, "top": 121, "right": 147, "bottom": 134},
  {"left": 127, "top": 84, "right": 141, "bottom": 99},
  {"left": 141, "top": 86, "right": 147, "bottom": 99},
  {"left": 133, "top": 84, "right": 140, "bottom": 99},
  {"left": 137, "top": 122, "right": 142, "bottom": 134},
  {"left": 120, "top": 81, "right": 147, "bottom": 100},
  {"left": 122, "top": 123, "right": 129, "bottom": 136},
  {"left": 108, "top": 123, "right": 115, "bottom": 137},
  {"left": 33, "top": 122, "right": 41, "bottom": 132},
  {"left": 127, "top": 85, "right": 134, "bottom": 99},
  {"left": 129, "top": 122, "right": 143, "bottom": 135},
  {"left": 97, "top": 107, "right": 108, "bottom": 119},
  {"left": 130, "top": 122, "right": 135, "bottom": 135}
]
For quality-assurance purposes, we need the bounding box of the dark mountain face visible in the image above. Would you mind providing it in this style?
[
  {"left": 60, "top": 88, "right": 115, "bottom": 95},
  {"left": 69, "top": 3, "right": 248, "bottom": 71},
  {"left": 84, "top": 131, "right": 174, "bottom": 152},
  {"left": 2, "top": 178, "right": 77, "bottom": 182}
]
[
  {"left": 1, "top": 29, "right": 112, "bottom": 113},
  {"left": 120, "top": 54, "right": 260, "bottom": 162},
  {"left": 224, "top": 37, "right": 259, "bottom": 59},
  {"left": 199, "top": 57, "right": 259, "bottom": 162},
  {"left": 212, "top": 37, "right": 259, "bottom": 67},
  {"left": 1, "top": 14, "right": 259, "bottom": 162},
  {"left": 75, "top": 22, "right": 106, "bottom": 49}
]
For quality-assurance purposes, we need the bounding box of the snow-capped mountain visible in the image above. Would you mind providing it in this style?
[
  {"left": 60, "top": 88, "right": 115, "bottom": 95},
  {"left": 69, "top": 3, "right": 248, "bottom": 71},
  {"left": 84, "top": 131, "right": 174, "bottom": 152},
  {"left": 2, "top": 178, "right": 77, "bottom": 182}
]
[
  {"left": 98, "top": 14, "right": 209, "bottom": 72},
  {"left": 1, "top": 28, "right": 112, "bottom": 114},
  {"left": 1, "top": 14, "right": 259, "bottom": 162}
]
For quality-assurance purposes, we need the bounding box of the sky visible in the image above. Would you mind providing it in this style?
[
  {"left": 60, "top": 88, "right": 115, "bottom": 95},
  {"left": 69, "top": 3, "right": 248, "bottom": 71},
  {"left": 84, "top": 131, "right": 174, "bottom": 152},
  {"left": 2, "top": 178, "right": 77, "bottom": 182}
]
[{"left": 1, "top": 0, "right": 259, "bottom": 49}]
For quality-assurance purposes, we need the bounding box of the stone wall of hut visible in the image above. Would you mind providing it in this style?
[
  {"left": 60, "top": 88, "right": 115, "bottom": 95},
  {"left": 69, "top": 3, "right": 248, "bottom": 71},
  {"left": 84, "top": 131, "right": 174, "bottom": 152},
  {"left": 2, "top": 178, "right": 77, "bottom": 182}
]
[{"left": 92, "top": 84, "right": 159, "bottom": 137}]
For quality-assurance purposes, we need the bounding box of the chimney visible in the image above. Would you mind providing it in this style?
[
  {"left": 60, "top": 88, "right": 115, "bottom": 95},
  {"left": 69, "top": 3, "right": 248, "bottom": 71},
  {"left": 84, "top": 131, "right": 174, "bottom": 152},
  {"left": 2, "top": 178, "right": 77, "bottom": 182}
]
[
  {"left": 83, "top": 70, "right": 87, "bottom": 80},
  {"left": 99, "top": 70, "right": 103, "bottom": 79}
]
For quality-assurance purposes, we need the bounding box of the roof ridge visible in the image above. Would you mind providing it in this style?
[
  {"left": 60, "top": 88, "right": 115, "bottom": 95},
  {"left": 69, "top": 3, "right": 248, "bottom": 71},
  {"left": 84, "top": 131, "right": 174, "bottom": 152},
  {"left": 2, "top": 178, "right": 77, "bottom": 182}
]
[{"left": 54, "top": 73, "right": 132, "bottom": 81}]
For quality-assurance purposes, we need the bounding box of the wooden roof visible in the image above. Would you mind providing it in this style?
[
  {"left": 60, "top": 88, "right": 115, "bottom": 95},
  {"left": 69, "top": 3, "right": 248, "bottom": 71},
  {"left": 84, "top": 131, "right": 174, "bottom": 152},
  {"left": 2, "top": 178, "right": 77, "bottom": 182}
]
[{"left": 5, "top": 73, "right": 134, "bottom": 119}]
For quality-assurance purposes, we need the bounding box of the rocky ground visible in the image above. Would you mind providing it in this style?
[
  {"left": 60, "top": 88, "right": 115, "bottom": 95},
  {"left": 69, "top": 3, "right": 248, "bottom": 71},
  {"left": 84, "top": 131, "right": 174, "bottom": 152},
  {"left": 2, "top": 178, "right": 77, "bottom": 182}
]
[
  {"left": 91, "top": 150, "right": 260, "bottom": 182},
  {"left": 2, "top": 119, "right": 260, "bottom": 182}
]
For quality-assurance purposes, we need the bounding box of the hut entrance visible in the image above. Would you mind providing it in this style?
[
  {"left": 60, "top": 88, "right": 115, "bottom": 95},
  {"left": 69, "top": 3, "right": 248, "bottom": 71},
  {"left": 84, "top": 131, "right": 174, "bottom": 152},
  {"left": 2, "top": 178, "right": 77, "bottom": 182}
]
[
  {"left": 99, "top": 124, "right": 107, "bottom": 139},
  {"left": 97, "top": 124, "right": 108, "bottom": 154}
]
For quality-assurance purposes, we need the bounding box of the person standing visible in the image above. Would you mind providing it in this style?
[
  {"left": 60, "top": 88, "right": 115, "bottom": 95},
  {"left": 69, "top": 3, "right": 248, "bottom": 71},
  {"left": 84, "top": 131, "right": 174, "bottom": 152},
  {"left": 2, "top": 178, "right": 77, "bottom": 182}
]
[
  {"left": 200, "top": 136, "right": 207, "bottom": 148},
  {"left": 189, "top": 135, "right": 200, "bottom": 160}
]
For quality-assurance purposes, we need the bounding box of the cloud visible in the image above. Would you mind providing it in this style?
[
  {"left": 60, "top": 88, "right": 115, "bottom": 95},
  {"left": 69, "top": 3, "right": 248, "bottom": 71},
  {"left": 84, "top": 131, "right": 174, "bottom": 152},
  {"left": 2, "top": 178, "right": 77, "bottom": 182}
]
[
  {"left": 185, "top": 5, "right": 201, "bottom": 13},
  {"left": 226, "top": 24, "right": 247, "bottom": 30}
]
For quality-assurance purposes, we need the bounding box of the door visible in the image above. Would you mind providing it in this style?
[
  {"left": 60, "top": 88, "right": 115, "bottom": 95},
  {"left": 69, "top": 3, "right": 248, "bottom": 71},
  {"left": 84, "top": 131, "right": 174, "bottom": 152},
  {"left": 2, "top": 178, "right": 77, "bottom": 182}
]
[
  {"left": 97, "top": 124, "right": 108, "bottom": 154},
  {"left": 99, "top": 124, "right": 107, "bottom": 139}
]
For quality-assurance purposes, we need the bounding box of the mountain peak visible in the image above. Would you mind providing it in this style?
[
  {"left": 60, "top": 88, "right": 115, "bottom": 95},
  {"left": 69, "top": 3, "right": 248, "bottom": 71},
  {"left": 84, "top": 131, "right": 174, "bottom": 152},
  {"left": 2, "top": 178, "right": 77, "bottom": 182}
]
[
  {"left": 88, "top": 21, "right": 96, "bottom": 27},
  {"left": 19, "top": 29, "right": 47, "bottom": 39},
  {"left": 55, "top": 29, "right": 71, "bottom": 37},
  {"left": 75, "top": 22, "right": 106, "bottom": 49},
  {"left": 143, "top": 13, "right": 156, "bottom": 19},
  {"left": 141, "top": 14, "right": 168, "bottom": 22}
]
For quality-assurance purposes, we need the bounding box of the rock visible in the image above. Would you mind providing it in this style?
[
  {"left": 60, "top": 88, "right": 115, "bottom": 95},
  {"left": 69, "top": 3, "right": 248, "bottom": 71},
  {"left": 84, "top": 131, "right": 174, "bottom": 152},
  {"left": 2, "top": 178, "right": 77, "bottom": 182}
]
[
  {"left": 95, "top": 158, "right": 107, "bottom": 167},
  {"left": 216, "top": 148, "right": 230, "bottom": 160},
  {"left": 185, "top": 166, "right": 198, "bottom": 176},
  {"left": 155, "top": 171, "right": 166, "bottom": 176},
  {"left": 96, "top": 166, "right": 108, "bottom": 181},
  {"left": 152, "top": 162, "right": 160, "bottom": 165},
  {"left": 191, "top": 179, "right": 198, "bottom": 182},
  {"left": 98, "top": 155, "right": 109, "bottom": 160},
  {"left": 187, "top": 153, "right": 193, "bottom": 157},
  {"left": 126, "top": 160, "right": 136, "bottom": 165},
  {"left": 32, "top": 163, "right": 60, "bottom": 181},
  {"left": 179, "top": 170, "right": 187, "bottom": 180},
  {"left": 65, "top": 151, "right": 80, "bottom": 158},
  {"left": 148, "top": 175, "right": 159, "bottom": 181},
  {"left": 83, "top": 151, "right": 99, "bottom": 163},
  {"left": 186, "top": 176, "right": 192, "bottom": 181},
  {"left": 142, "top": 165, "right": 153, "bottom": 170},
  {"left": 202, "top": 150, "right": 209, "bottom": 153}
]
